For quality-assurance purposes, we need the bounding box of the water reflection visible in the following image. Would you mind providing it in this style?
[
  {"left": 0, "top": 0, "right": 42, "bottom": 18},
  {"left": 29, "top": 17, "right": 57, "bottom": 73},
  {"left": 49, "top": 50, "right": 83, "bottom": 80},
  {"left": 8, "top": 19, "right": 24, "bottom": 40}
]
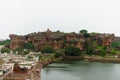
[{"left": 41, "top": 61, "right": 120, "bottom": 80}]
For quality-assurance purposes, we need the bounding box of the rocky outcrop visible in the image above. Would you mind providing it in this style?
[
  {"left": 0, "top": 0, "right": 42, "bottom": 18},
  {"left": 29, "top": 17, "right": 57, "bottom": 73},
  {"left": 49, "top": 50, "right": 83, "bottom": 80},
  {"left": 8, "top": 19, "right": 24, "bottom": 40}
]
[
  {"left": 9, "top": 29, "right": 115, "bottom": 50},
  {"left": 9, "top": 34, "right": 25, "bottom": 49}
]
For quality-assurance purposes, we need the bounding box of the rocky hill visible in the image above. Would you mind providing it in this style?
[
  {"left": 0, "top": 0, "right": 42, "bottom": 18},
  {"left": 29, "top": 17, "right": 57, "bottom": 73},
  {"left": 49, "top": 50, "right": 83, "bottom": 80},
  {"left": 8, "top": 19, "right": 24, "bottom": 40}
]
[{"left": 9, "top": 29, "right": 115, "bottom": 51}]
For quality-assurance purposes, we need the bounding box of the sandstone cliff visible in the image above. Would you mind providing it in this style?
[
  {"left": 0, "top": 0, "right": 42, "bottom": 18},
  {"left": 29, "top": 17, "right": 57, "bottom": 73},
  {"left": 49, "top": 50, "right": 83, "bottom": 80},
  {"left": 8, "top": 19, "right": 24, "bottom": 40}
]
[{"left": 9, "top": 29, "right": 115, "bottom": 50}]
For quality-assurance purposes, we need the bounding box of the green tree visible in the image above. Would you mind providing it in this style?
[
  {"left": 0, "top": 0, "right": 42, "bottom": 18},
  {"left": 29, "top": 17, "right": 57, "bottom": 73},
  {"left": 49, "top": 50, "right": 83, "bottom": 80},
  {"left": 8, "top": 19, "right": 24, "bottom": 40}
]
[
  {"left": 65, "top": 46, "right": 81, "bottom": 56},
  {"left": 111, "top": 48, "right": 117, "bottom": 55},
  {"left": 84, "top": 33, "right": 90, "bottom": 38},
  {"left": 79, "top": 29, "right": 88, "bottom": 34},
  {"left": 84, "top": 41, "right": 96, "bottom": 55},
  {"left": 79, "top": 29, "right": 90, "bottom": 38},
  {"left": 41, "top": 46, "right": 54, "bottom": 53},
  {"left": 1, "top": 47, "right": 10, "bottom": 53},
  {"left": 54, "top": 49, "right": 65, "bottom": 58},
  {"left": 56, "top": 30, "right": 60, "bottom": 33},
  {"left": 23, "top": 42, "right": 34, "bottom": 50},
  {"left": 98, "top": 46, "right": 107, "bottom": 57},
  {"left": 13, "top": 47, "right": 23, "bottom": 54},
  {"left": 112, "top": 41, "right": 120, "bottom": 48},
  {"left": 0, "top": 39, "right": 10, "bottom": 45},
  {"left": 22, "top": 49, "right": 30, "bottom": 55}
]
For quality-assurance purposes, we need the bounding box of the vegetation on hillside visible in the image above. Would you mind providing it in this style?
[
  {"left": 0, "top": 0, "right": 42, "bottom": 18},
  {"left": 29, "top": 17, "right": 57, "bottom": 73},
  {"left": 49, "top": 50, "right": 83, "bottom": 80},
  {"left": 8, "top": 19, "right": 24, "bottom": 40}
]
[
  {"left": 79, "top": 29, "right": 90, "bottom": 38},
  {"left": 1, "top": 47, "right": 10, "bottom": 53},
  {"left": 41, "top": 46, "right": 54, "bottom": 53},
  {"left": 112, "top": 41, "right": 120, "bottom": 48},
  {"left": 0, "top": 39, "right": 10, "bottom": 45},
  {"left": 23, "top": 42, "right": 34, "bottom": 50},
  {"left": 1, "top": 29, "right": 120, "bottom": 58},
  {"left": 65, "top": 46, "right": 81, "bottom": 56}
]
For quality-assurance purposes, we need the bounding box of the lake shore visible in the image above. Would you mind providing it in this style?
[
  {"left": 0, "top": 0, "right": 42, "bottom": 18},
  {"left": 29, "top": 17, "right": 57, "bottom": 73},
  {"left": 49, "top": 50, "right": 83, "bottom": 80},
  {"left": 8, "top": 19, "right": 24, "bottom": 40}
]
[
  {"left": 3, "top": 55, "right": 120, "bottom": 80},
  {"left": 62, "top": 55, "right": 120, "bottom": 63},
  {"left": 39, "top": 55, "right": 120, "bottom": 80}
]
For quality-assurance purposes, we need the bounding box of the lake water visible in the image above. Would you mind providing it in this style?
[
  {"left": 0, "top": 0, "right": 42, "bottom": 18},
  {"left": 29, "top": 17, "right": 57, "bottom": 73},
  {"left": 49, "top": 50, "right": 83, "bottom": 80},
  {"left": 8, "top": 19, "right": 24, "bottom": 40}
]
[{"left": 41, "top": 61, "right": 120, "bottom": 80}]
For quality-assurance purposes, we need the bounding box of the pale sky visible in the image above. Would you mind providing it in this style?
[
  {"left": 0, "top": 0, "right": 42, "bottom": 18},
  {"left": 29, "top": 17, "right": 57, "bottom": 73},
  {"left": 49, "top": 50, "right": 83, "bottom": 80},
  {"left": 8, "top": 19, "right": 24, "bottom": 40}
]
[{"left": 0, "top": 0, "right": 120, "bottom": 39}]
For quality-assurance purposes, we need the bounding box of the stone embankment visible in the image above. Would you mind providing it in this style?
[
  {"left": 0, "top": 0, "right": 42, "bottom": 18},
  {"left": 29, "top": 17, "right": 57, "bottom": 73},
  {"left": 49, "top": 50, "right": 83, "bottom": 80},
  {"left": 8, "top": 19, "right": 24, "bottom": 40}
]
[
  {"left": 29, "top": 56, "right": 56, "bottom": 80},
  {"left": 84, "top": 56, "right": 120, "bottom": 63},
  {"left": 63, "top": 56, "right": 83, "bottom": 61},
  {"left": 60, "top": 55, "right": 120, "bottom": 63}
]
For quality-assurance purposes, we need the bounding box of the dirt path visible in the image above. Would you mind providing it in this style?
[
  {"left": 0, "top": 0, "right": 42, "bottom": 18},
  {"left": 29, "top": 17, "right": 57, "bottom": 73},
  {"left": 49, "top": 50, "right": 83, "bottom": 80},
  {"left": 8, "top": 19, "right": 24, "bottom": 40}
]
[
  {"left": 29, "top": 61, "right": 42, "bottom": 80},
  {"left": 0, "top": 68, "right": 12, "bottom": 80}
]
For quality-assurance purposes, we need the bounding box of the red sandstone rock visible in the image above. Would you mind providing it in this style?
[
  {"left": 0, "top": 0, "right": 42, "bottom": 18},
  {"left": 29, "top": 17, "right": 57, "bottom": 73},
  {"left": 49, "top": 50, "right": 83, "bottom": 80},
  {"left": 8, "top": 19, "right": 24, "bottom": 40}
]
[{"left": 9, "top": 29, "right": 114, "bottom": 51}]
